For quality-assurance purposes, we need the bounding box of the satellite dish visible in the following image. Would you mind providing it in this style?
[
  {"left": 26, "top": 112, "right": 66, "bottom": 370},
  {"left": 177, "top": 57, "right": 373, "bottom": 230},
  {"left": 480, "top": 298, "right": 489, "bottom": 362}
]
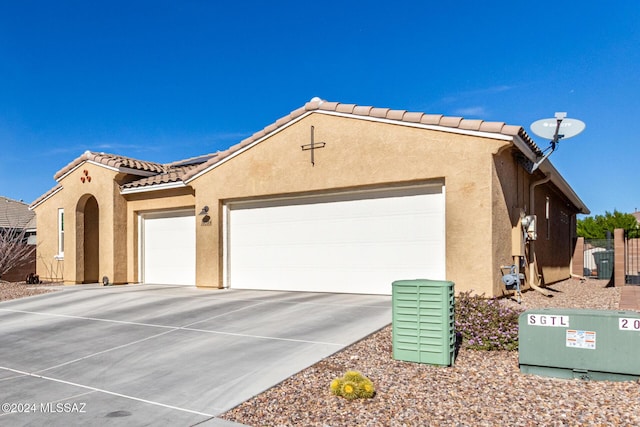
[
  {"left": 530, "top": 113, "right": 586, "bottom": 141},
  {"left": 527, "top": 112, "right": 586, "bottom": 173}
]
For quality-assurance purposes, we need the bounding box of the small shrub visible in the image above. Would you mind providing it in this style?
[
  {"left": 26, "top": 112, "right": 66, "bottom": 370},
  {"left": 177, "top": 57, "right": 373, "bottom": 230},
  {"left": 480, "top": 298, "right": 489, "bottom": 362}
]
[
  {"left": 455, "top": 291, "right": 523, "bottom": 351},
  {"left": 330, "top": 371, "right": 375, "bottom": 400}
]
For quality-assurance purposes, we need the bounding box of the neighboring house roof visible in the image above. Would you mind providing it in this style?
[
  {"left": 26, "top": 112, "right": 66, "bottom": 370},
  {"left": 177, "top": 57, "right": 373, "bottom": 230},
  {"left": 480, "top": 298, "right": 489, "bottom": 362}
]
[
  {"left": 1, "top": 196, "right": 36, "bottom": 230},
  {"left": 31, "top": 98, "right": 588, "bottom": 213},
  {"left": 633, "top": 211, "right": 640, "bottom": 222}
]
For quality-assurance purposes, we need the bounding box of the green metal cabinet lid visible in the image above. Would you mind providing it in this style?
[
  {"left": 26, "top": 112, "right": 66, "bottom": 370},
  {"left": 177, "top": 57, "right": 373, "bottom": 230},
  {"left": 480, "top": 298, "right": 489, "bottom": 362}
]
[{"left": 392, "top": 279, "right": 454, "bottom": 288}]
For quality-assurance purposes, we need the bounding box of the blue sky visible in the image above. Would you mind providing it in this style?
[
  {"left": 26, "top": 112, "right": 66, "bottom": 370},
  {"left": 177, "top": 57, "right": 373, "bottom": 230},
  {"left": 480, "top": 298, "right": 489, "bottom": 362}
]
[{"left": 1, "top": 1, "right": 638, "bottom": 216}]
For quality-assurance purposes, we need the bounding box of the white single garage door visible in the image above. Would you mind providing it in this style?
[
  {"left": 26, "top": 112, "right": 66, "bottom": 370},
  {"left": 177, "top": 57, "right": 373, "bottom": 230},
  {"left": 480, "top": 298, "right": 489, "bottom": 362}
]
[
  {"left": 225, "top": 185, "right": 445, "bottom": 295},
  {"left": 141, "top": 210, "right": 196, "bottom": 286}
]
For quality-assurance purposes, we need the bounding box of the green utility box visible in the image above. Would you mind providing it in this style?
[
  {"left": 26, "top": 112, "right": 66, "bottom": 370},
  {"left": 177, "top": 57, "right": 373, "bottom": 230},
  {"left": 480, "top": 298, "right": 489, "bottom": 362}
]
[
  {"left": 392, "top": 279, "right": 455, "bottom": 366},
  {"left": 593, "top": 250, "right": 614, "bottom": 279},
  {"left": 519, "top": 308, "right": 640, "bottom": 381}
]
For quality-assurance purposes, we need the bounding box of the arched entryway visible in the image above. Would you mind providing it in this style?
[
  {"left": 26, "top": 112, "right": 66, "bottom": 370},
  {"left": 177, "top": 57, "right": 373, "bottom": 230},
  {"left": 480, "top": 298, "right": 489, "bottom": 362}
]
[{"left": 76, "top": 195, "right": 100, "bottom": 283}]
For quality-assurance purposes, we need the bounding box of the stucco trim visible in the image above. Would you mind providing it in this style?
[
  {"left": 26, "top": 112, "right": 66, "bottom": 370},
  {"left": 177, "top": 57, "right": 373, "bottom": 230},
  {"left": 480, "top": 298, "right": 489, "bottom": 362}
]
[
  {"left": 313, "top": 110, "right": 516, "bottom": 141},
  {"left": 29, "top": 185, "right": 63, "bottom": 210},
  {"left": 538, "top": 161, "right": 589, "bottom": 214},
  {"left": 184, "top": 109, "right": 517, "bottom": 185},
  {"left": 120, "top": 181, "right": 188, "bottom": 194},
  {"left": 184, "top": 111, "right": 316, "bottom": 183},
  {"left": 55, "top": 160, "right": 119, "bottom": 183}
]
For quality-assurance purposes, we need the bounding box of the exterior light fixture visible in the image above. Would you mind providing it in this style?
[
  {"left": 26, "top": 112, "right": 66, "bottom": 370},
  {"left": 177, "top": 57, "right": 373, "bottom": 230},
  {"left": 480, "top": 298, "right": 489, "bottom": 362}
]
[{"left": 199, "top": 206, "right": 209, "bottom": 215}]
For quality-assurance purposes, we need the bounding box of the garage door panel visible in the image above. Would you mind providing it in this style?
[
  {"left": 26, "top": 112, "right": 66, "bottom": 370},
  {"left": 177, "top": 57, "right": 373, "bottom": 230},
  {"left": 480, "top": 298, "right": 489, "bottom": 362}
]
[
  {"left": 227, "top": 187, "right": 445, "bottom": 295},
  {"left": 142, "top": 212, "right": 196, "bottom": 286}
]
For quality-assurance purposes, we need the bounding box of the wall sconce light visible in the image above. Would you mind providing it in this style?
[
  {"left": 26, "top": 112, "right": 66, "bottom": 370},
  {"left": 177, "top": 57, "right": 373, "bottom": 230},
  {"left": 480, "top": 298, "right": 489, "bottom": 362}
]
[{"left": 199, "top": 206, "right": 209, "bottom": 215}]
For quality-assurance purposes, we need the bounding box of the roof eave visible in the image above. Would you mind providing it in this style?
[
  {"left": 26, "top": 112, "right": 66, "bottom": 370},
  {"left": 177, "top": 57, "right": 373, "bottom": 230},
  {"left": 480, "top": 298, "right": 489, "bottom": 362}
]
[
  {"left": 538, "top": 160, "right": 590, "bottom": 215},
  {"left": 29, "top": 185, "right": 63, "bottom": 210},
  {"left": 183, "top": 109, "right": 519, "bottom": 184},
  {"left": 120, "top": 181, "right": 187, "bottom": 195}
]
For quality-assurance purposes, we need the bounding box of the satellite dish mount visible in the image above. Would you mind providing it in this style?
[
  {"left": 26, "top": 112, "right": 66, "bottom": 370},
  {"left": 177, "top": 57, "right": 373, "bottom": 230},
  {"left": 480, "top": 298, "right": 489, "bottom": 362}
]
[{"left": 528, "top": 112, "right": 585, "bottom": 172}]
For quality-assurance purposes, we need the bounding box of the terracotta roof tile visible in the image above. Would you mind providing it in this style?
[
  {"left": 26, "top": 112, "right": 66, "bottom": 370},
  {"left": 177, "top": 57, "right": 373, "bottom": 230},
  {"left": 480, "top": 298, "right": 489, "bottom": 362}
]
[
  {"left": 403, "top": 112, "right": 424, "bottom": 123},
  {"left": 41, "top": 99, "right": 545, "bottom": 196},
  {"left": 252, "top": 129, "right": 267, "bottom": 140},
  {"left": 289, "top": 106, "right": 307, "bottom": 120},
  {"left": 421, "top": 114, "right": 443, "bottom": 125},
  {"left": 353, "top": 105, "right": 373, "bottom": 116},
  {"left": 370, "top": 107, "right": 390, "bottom": 118},
  {"left": 305, "top": 99, "right": 322, "bottom": 110},
  {"left": 439, "top": 116, "right": 464, "bottom": 127},
  {"left": 53, "top": 151, "right": 166, "bottom": 181},
  {"left": 181, "top": 98, "right": 544, "bottom": 183},
  {"left": 121, "top": 165, "right": 200, "bottom": 189},
  {"left": 459, "top": 119, "right": 484, "bottom": 131},
  {"left": 479, "top": 121, "right": 507, "bottom": 133},
  {"left": 336, "top": 103, "right": 356, "bottom": 114},
  {"left": 386, "top": 109, "right": 407, "bottom": 121},
  {"left": 275, "top": 116, "right": 290, "bottom": 128},
  {"left": 319, "top": 101, "right": 340, "bottom": 111}
]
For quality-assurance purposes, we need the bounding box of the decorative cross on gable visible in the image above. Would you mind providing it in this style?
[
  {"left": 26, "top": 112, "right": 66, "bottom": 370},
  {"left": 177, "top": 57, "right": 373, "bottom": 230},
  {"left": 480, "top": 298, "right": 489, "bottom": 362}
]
[{"left": 301, "top": 126, "right": 326, "bottom": 166}]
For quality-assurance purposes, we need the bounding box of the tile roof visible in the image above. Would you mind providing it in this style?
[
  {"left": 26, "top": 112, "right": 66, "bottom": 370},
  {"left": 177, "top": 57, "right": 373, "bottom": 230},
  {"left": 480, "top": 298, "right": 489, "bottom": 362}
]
[
  {"left": 1, "top": 196, "right": 36, "bottom": 229},
  {"left": 181, "top": 98, "right": 543, "bottom": 182},
  {"left": 53, "top": 151, "right": 166, "bottom": 181},
  {"left": 33, "top": 99, "right": 546, "bottom": 205},
  {"left": 120, "top": 164, "right": 204, "bottom": 190}
]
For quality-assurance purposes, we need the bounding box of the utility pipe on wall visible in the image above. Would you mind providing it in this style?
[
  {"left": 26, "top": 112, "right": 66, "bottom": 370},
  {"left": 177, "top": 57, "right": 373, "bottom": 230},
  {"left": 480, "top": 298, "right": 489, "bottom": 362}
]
[{"left": 528, "top": 173, "right": 551, "bottom": 295}]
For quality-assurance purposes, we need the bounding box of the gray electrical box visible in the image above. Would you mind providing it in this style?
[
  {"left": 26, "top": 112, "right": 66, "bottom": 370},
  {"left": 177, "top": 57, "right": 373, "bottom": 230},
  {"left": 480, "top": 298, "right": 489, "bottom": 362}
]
[{"left": 519, "top": 308, "right": 640, "bottom": 381}]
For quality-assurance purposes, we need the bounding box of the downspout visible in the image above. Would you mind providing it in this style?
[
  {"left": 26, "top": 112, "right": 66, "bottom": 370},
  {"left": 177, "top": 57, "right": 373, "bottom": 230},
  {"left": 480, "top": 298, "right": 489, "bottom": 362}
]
[{"left": 528, "top": 173, "right": 551, "bottom": 295}]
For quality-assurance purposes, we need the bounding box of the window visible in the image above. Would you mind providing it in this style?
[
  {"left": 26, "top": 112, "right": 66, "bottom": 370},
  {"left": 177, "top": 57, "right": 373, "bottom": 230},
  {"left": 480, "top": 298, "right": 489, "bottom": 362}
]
[
  {"left": 57, "top": 208, "right": 64, "bottom": 258},
  {"left": 545, "top": 197, "right": 550, "bottom": 240}
]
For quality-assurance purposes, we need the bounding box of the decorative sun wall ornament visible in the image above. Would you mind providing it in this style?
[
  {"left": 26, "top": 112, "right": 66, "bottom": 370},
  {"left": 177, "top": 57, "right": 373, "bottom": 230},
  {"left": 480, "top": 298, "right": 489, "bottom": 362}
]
[{"left": 81, "top": 169, "right": 92, "bottom": 183}]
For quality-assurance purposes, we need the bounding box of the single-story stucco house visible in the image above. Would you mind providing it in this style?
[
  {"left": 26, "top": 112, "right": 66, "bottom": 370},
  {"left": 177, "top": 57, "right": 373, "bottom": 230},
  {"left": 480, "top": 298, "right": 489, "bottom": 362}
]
[{"left": 30, "top": 98, "right": 589, "bottom": 297}]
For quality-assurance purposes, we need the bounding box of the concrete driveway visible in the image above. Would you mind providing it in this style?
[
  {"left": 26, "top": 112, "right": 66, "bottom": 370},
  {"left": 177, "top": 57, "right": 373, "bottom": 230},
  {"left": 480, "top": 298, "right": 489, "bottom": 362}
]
[{"left": 0, "top": 284, "right": 391, "bottom": 426}]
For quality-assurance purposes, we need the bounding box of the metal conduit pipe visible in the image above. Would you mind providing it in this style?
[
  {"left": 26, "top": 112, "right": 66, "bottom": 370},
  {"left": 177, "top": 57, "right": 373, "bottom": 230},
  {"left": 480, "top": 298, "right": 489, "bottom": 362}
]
[{"left": 528, "top": 173, "right": 552, "bottom": 295}]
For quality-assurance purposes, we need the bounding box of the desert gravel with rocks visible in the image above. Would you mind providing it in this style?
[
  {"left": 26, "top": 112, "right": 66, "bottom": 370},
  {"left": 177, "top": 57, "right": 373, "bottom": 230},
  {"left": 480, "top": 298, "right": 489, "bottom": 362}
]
[
  {"left": 0, "top": 281, "right": 60, "bottom": 301},
  {"left": 221, "top": 279, "right": 640, "bottom": 426}
]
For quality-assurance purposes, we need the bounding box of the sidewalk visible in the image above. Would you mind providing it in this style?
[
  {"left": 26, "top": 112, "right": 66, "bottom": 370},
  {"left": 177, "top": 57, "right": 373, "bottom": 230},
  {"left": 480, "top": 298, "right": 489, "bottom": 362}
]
[{"left": 619, "top": 285, "right": 640, "bottom": 311}]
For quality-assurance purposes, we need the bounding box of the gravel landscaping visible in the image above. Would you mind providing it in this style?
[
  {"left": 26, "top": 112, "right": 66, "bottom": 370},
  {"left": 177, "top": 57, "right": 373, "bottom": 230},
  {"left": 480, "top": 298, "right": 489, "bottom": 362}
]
[
  {"left": 220, "top": 279, "right": 640, "bottom": 426},
  {"left": 0, "top": 281, "right": 60, "bottom": 301},
  {"left": 1, "top": 279, "right": 638, "bottom": 426}
]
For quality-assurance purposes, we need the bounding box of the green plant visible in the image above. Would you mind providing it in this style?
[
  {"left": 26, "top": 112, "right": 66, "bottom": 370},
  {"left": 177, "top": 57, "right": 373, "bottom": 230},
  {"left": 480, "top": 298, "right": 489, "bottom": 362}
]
[
  {"left": 330, "top": 371, "right": 375, "bottom": 400},
  {"left": 577, "top": 210, "right": 639, "bottom": 239},
  {"left": 341, "top": 381, "right": 359, "bottom": 400},
  {"left": 455, "top": 291, "right": 523, "bottom": 351},
  {"left": 329, "top": 378, "right": 342, "bottom": 395}
]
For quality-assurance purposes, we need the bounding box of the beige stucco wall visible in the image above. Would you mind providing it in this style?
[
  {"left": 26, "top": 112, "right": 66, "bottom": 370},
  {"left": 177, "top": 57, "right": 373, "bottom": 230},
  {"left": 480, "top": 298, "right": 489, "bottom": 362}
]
[
  {"left": 33, "top": 111, "right": 580, "bottom": 296},
  {"left": 34, "top": 163, "right": 130, "bottom": 284},
  {"left": 191, "top": 113, "right": 510, "bottom": 294},
  {"left": 491, "top": 148, "right": 579, "bottom": 293},
  {"left": 34, "top": 197, "right": 64, "bottom": 282}
]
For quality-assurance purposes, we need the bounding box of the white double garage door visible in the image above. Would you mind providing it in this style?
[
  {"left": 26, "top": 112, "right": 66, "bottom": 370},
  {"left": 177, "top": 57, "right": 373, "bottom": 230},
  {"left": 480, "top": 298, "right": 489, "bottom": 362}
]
[{"left": 140, "top": 185, "right": 445, "bottom": 295}]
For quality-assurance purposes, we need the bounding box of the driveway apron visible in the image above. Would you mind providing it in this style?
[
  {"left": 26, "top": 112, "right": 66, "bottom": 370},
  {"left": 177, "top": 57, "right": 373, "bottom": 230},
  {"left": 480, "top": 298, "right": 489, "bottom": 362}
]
[{"left": 0, "top": 285, "right": 391, "bottom": 426}]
